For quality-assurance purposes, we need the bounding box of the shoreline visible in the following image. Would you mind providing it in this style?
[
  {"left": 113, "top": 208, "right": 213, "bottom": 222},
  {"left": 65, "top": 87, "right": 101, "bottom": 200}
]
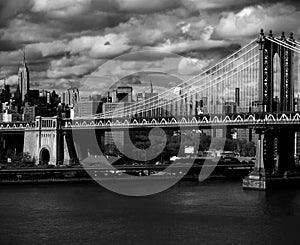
[
  {"left": 0, "top": 174, "right": 238, "bottom": 185},
  {"left": 0, "top": 164, "right": 252, "bottom": 185}
]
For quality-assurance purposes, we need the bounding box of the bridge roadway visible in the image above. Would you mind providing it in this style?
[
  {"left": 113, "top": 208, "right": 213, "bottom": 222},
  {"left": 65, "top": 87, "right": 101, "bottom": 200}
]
[
  {"left": 0, "top": 122, "right": 34, "bottom": 132},
  {"left": 63, "top": 112, "right": 300, "bottom": 130},
  {"left": 0, "top": 112, "right": 299, "bottom": 131}
]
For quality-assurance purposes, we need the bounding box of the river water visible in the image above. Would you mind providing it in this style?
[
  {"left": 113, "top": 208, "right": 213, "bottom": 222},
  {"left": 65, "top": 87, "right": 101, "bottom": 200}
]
[{"left": 0, "top": 180, "right": 300, "bottom": 245}]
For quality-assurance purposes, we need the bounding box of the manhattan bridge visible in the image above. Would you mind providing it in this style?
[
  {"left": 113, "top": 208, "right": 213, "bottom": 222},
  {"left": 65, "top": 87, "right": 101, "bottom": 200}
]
[{"left": 1, "top": 29, "right": 300, "bottom": 189}]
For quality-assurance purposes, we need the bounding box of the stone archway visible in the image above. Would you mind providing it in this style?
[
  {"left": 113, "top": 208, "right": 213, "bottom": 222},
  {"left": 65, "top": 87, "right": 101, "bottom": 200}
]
[{"left": 40, "top": 148, "right": 50, "bottom": 165}]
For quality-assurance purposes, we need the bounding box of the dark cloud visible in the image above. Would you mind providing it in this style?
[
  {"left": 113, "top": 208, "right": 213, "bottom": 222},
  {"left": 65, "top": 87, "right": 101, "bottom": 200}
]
[
  {"left": 0, "top": 39, "right": 22, "bottom": 52},
  {"left": 182, "top": 43, "right": 242, "bottom": 60},
  {"left": 0, "top": 0, "right": 299, "bottom": 94},
  {"left": 92, "top": 0, "right": 181, "bottom": 14},
  {"left": 0, "top": 0, "right": 33, "bottom": 27},
  {"left": 181, "top": 0, "right": 300, "bottom": 13}
]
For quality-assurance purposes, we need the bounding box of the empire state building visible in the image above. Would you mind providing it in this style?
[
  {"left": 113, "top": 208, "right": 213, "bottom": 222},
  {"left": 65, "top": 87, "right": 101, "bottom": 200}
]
[{"left": 18, "top": 51, "right": 30, "bottom": 102}]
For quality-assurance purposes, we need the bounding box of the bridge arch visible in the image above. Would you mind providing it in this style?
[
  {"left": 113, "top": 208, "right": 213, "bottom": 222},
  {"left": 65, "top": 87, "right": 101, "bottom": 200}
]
[
  {"left": 39, "top": 147, "right": 51, "bottom": 165},
  {"left": 273, "top": 53, "right": 281, "bottom": 111}
]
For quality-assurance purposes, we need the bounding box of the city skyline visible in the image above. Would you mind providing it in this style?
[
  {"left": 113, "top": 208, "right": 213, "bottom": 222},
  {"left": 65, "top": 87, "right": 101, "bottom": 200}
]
[
  {"left": 0, "top": 0, "right": 299, "bottom": 96},
  {"left": 1, "top": 4, "right": 300, "bottom": 244}
]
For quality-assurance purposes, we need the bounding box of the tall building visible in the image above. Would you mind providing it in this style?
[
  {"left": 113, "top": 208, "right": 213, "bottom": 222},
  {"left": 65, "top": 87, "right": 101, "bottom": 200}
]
[
  {"left": 116, "top": 86, "right": 133, "bottom": 103},
  {"left": 62, "top": 88, "right": 80, "bottom": 107},
  {"left": 77, "top": 100, "right": 102, "bottom": 117},
  {"left": 23, "top": 105, "right": 36, "bottom": 122},
  {"left": 18, "top": 51, "right": 30, "bottom": 102},
  {"left": 135, "top": 82, "right": 158, "bottom": 102},
  {"left": 4, "top": 84, "right": 10, "bottom": 103}
]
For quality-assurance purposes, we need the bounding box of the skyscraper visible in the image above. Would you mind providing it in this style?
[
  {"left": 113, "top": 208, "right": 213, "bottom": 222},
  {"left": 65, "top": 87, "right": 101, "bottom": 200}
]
[
  {"left": 18, "top": 50, "right": 30, "bottom": 102},
  {"left": 62, "top": 88, "right": 80, "bottom": 107}
]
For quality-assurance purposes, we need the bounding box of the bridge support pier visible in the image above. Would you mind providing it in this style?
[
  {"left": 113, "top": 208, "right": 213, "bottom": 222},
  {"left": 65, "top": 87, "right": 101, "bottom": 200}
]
[
  {"left": 243, "top": 127, "right": 297, "bottom": 190},
  {"left": 57, "top": 123, "right": 64, "bottom": 166},
  {"left": 243, "top": 130, "right": 266, "bottom": 190},
  {"left": 64, "top": 131, "right": 79, "bottom": 165}
]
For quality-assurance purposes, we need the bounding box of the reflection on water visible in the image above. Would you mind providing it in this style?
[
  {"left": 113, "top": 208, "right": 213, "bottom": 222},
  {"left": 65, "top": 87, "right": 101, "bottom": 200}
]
[{"left": 1, "top": 180, "right": 300, "bottom": 245}]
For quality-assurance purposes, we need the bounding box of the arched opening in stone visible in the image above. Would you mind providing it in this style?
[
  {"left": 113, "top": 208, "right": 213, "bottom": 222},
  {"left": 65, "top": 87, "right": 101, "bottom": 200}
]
[
  {"left": 273, "top": 53, "right": 281, "bottom": 112},
  {"left": 40, "top": 148, "right": 50, "bottom": 165}
]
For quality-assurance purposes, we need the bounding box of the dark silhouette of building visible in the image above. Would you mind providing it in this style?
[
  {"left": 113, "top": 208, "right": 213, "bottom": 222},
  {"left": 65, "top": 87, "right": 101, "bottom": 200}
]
[
  {"left": 116, "top": 86, "right": 133, "bottom": 102},
  {"left": 27, "top": 90, "right": 39, "bottom": 105}
]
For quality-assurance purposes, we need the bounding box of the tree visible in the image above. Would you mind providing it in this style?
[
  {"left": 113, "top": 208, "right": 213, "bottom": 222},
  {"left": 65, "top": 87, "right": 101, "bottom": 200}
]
[
  {"left": 103, "top": 144, "right": 120, "bottom": 157},
  {"left": 199, "top": 134, "right": 211, "bottom": 151},
  {"left": 240, "top": 141, "right": 256, "bottom": 157},
  {"left": 210, "top": 137, "right": 226, "bottom": 150},
  {"left": 224, "top": 139, "right": 237, "bottom": 152}
]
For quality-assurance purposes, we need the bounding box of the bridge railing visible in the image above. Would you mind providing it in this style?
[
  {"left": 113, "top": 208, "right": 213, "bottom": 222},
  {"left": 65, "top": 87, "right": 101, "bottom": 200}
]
[
  {"left": 0, "top": 121, "right": 36, "bottom": 130},
  {"left": 63, "top": 111, "right": 300, "bottom": 129}
]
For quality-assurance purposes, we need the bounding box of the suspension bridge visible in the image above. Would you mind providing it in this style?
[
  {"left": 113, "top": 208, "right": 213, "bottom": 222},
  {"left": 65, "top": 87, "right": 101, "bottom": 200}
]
[
  {"left": 1, "top": 29, "right": 300, "bottom": 190},
  {"left": 65, "top": 30, "right": 299, "bottom": 125}
]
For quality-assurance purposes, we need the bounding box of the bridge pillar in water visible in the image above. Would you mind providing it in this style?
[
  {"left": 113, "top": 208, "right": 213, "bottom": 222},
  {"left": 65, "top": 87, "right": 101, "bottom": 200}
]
[
  {"left": 243, "top": 129, "right": 267, "bottom": 190},
  {"left": 243, "top": 127, "right": 296, "bottom": 190}
]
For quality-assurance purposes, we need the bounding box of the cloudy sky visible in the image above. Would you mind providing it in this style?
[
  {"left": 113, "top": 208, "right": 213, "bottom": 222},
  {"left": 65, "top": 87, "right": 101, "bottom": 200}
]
[{"left": 0, "top": 0, "right": 299, "bottom": 96}]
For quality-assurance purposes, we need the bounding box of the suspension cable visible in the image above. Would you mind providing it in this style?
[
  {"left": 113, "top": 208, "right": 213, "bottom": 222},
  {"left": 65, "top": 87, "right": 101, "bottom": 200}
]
[
  {"left": 118, "top": 55, "right": 259, "bottom": 118},
  {"left": 266, "top": 37, "right": 300, "bottom": 54},
  {"left": 97, "top": 40, "right": 258, "bottom": 118},
  {"left": 121, "top": 57, "right": 260, "bottom": 119},
  {"left": 115, "top": 45, "right": 258, "bottom": 117},
  {"left": 294, "top": 39, "right": 300, "bottom": 46},
  {"left": 85, "top": 36, "right": 299, "bottom": 120},
  {"left": 103, "top": 54, "right": 259, "bottom": 119},
  {"left": 103, "top": 55, "right": 259, "bottom": 119}
]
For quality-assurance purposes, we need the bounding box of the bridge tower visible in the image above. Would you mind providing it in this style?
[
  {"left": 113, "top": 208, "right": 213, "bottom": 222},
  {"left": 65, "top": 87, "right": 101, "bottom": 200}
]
[
  {"left": 244, "top": 30, "right": 298, "bottom": 190},
  {"left": 257, "top": 29, "right": 296, "bottom": 112}
]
